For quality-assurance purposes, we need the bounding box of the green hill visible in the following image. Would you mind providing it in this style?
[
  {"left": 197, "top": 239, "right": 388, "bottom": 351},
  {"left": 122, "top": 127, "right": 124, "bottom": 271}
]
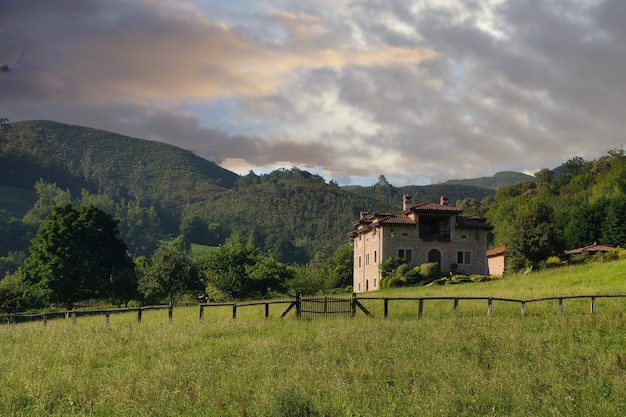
[
  {"left": 445, "top": 171, "right": 534, "bottom": 189},
  {"left": 1, "top": 120, "right": 239, "bottom": 208}
]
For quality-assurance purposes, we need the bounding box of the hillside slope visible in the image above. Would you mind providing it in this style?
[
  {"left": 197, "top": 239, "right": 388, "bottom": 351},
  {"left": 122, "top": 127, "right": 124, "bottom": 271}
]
[{"left": 0, "top": 120, "right": 239, "bottom": 207}]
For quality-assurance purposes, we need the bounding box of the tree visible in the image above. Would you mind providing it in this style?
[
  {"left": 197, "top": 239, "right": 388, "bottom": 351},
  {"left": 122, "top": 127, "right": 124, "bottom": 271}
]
[
  {"left": 180, "top": 214, "right": 210, "bottom": 245},
  {"left": 137, "top": 236, "right": 202, "bottom": 305},
  {"left": 319, "top": 244, "right": 353, "bottom": 290},
  {"left": 116, "top": 199, "right": 163, "bottom": 257},
  {"left": 198, "top": 242, "right": 260, "bottom": 299},
  {"left": 21, "top": 204, "right": 136, "bottom": 309},
  {"left": 22, "top": 180, "right": 72, "bottom": 226},
  {"left": 602, "top": 196, "right": 626, "bottom": 247},
  {"left": 506, "top": 202, "right": 563, "bottom": 270},
  {"left": 0, "top": 272, "right": 47, "bottom": 314}
]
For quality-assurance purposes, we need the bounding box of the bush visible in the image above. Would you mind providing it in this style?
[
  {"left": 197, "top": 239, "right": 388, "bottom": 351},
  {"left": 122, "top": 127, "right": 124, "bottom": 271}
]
[
  {"left": 419, "top": 262, "right": 440, "bottom": 281},
  {"left": 546, "top": 256, "right": 563, "bottom": 268},
  {"left": 404, "top": 266, "right": 421, "bottom": 285},
  {"left": 601, "top": 249, "right": 620, "bottom": 262},
  {"left": 447, "top": 275, "right": 471, "bottom": 284},
  {"left": 379, "top": 257, "right": 407, "bottom": 277}
]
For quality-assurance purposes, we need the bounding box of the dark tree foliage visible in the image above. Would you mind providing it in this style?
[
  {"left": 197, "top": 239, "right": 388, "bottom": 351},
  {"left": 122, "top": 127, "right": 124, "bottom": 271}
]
[
  {"left": 0, "top": 210, "right": 32, "bottom": 257},
  {"left": 198, "top": 242, "right": 260, "bottom": 300},
  {"left": 136, "top": 236, "right": 202, "bottom": 305},
  {"left": 198, "top": 242, "right": 294, "bottom": 299},
  {"left": 506, "top": 203, "right": 564, "bottom": 270},
  {"left": 22, "top": 204, "right": 136, "bottom": 309},
  {"left": 602, "top": 197, "right": 626, "bottom": 247},
  {"left": 0, "top": 272, "right": 47, "bottom": 314}
]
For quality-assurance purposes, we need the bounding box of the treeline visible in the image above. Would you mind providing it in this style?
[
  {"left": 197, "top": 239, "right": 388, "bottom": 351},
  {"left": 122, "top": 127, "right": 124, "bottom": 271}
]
[
  {"left": 0, "top": 202, "right": 353, "bottom": 314},
  {"left": 483, "top": 149, "right": 626, "bottom": 271}
]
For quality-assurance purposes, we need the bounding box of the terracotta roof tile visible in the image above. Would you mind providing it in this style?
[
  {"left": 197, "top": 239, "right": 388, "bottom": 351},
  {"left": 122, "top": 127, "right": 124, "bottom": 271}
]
[
  {"left": 564, "top": 243, "right": 616, "bottom": 255},
  {"left": 486, "top": 246, "right": 506, "bottom": 257}
]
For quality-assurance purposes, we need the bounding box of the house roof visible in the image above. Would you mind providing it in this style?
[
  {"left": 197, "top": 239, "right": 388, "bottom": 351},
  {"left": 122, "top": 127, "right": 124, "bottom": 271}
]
[
  {"left": 406, "top": 202, "right": 463, "bottom": 214},
  {"left": 456, "top": 216, "right": 494, "bottom": 230},
  {"left": 486, "top": 246, "right": 506, "bottom": 257},
  {"left": 564, "top": 243, "right": 617, "bottom": 255},
  {"left": 348, "top": 197, "right": 492, "bottom": 237}
]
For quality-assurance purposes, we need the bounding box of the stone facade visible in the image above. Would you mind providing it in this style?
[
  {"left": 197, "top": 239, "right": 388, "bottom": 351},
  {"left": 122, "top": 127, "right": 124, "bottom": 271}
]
[{"left": 349, "top": 195, "right": 493, "bottom": 293}]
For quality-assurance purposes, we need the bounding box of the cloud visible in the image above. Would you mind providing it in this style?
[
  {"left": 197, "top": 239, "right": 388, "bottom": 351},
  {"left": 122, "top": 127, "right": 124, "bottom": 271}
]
[{"left": 3, "top": 0, "right": 626, "bottom": 186}]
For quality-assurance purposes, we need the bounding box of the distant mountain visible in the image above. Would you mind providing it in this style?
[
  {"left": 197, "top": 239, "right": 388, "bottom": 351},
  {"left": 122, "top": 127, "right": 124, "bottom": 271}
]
[{"left": 445, "top": 171, "right": 533, "bottom": 190}]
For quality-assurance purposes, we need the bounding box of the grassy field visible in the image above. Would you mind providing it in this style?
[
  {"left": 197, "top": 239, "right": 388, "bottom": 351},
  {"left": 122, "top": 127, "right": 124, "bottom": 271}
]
[{"left": 2, "top": 260, "right": 626, "bottom": 416}]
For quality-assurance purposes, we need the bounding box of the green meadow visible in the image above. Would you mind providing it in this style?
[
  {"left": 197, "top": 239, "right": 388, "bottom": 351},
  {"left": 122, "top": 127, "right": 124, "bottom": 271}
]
[{"left": 2, "top": 261, "right": 626, "bottom": 416}]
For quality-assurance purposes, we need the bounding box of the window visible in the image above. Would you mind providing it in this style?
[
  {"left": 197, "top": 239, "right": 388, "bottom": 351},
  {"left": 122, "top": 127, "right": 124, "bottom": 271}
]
[
  {"left": 402, "top": 232, "right": 409, "bottom": 237},
  {"left": 358, "top": 256, "right": 362, "bottom": 268},
  {"left": 398, "top": 249, "right": 412, "bottom": 262},
  {"left": 366, "top": 253, "right": 370, "bottom": 266},
  {"left": 374, "top": 250, "right": 377, "bottom": 263},
  {"left": 419, "top": 216, "right": 450, "bottom": 240},
  {"left": 457, "top": 251, "right": 471, "bottom": 264}
]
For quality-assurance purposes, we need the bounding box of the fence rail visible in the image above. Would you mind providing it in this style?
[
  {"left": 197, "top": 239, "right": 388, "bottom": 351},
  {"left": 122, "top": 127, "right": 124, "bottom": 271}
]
[
  {"left": 3, "top": 293, "right": 626, "bottom": 327},
  {"left": 358, "top": 294, "right": 626, "bottom": 318}
]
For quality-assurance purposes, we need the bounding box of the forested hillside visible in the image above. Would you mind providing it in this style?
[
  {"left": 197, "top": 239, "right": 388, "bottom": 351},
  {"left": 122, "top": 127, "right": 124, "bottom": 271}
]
[
  {"left": 0, "top": 120, "right": 238, "bottom": 210},
  {"left": 485, "top": 152, "right": 626, "bottom": 271},
  {"left": 0, "top": 120, "right": 498, "bottom": 265}
]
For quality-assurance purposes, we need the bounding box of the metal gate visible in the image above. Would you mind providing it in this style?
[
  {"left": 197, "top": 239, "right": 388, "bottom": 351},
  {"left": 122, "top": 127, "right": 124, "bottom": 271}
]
[{"left": 300, "top": 297, "right": 352, "bottom": 319}]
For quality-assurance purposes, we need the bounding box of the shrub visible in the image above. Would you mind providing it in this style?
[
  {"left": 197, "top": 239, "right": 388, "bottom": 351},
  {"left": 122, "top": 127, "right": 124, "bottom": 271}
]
[
  {"left": 404, "top": 266, "right": 421, "bottom": 285},
  {"left": 419, "top": 262, "right": 440, "bottom": 281},
  {"left": 602, "top": 249, "right": 619, "bottom": 262},
  {"left": 447, "top": 275, "right": 471, "bottom": 284},
  {"left": 379, "top": 257, "right": 407, "bottom": 277},
  {"left": 546, "top": 256, "right": 563, "bottom": 268}
]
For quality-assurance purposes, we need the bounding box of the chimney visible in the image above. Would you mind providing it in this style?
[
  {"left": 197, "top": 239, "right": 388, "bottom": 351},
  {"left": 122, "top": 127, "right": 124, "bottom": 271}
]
[
  {"left": 402, "top": 194, "right": 413, "bottom": 210},
  {"left": 440, "top": 195, "right": 449, "bottom": 206}
]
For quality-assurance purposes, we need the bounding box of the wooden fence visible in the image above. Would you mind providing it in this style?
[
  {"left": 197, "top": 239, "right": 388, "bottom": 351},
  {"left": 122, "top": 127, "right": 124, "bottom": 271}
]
[
  {"left": 3, "top": 293, "right": 626, "bottom": 327},
  {"left": 359, "top": 294, "right": 626, "bottom": 319}
]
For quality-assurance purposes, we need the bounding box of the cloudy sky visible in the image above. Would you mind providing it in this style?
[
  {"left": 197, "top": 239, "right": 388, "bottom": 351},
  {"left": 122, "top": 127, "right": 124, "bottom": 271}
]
[{"left": 1, "top": 0, "right": 625, "bottom": 186}]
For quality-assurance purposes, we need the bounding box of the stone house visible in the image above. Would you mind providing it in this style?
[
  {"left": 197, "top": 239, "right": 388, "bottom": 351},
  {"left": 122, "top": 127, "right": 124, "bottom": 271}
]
[{"left": 348, "top": 195, "right": 493, "bottom": 293}]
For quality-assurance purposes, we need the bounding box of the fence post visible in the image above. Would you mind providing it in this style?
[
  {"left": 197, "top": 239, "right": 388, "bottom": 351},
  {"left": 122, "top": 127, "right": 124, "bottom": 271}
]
[
  {"left": 168, "top": 305, "right": 173, "bottom": 324},
  {"left": 71, "top": 312, "right": 76, "bottom": 327},
  {"left": 43, "top": 314, "right": 48, "bottom": 327},
  {"left": 199, "top": 305, "right": 204, "bottom": 321},
  {"left": 521, "top": 301, "right": 526, "bottom": 317},
  {"left": 384, "top": 298, "right": 389, "bottom": 319},
  {"left": 558, "top": 298, "right": 563, "bottom": 316},
  {"left": 418, "top": 298, "right": 423, "bottom": 320},
  {"left": 487, "top": 297, "right": 493, "bottom": 317},
  {"left": 264, "top": 303, "right": 270, "bottom": 320},
  {"left": 453, "top": 298, "right": 459, "bottom": 318},
  {"left": 351, "top": 293, "right": 357, "bottom": 318},
  {"left": 296, "top": 294, "right": 301, "bottom": 319},
  {"left": 232, "top": 304, "right": 237, "bottom": 320},
  {"left": 9, "top": 315, "right": 15, "bottom": 326},
  {"left": 590, "top": 296, "right": 596, "bottom": 314},
  {"left": 105, "top": 311, "right": 110, "bottom": 327},
  {"left": 137, "top": 308, "right": 142, "bottom": 324}
]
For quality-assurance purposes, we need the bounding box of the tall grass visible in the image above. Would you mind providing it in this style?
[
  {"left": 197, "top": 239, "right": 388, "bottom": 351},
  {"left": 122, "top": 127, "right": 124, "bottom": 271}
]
[{"left": 2, "top": 260, "right": 626, "bottom": 416}]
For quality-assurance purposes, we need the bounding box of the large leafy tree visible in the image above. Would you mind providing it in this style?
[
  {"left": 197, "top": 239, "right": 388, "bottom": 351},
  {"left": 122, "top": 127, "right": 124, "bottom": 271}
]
[
  {"left": 22, "top": 204, "right": 136, "bottom": 309},
  {"left": 198, "top": 242, "right": 260, "bottom": 299},
  {"left": 506, "top": 202, "right": 563, "bottom": 270},
  {"left": 136, "top": 236, "right": 202, "bottom": 305}
]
